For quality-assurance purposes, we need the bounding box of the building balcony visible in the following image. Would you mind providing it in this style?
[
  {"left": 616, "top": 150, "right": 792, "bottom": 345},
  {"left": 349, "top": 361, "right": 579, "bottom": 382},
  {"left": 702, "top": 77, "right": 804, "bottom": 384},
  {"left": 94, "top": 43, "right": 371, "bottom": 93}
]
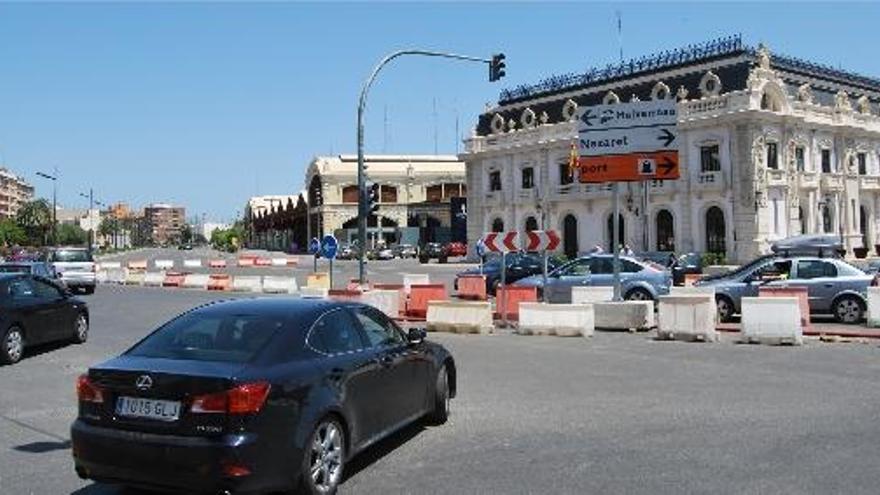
[
  {"left": 820, "top": 174, "right": 844, "bottom": 191},
  {"left": 859, "top": 175, "right": 880, "bottom": 191},
  {"left": 798, "top": 171, "right": 819, "bottom": 189},
  {"left": 767, "top": 169, "right": 787, "bottom": 187}
]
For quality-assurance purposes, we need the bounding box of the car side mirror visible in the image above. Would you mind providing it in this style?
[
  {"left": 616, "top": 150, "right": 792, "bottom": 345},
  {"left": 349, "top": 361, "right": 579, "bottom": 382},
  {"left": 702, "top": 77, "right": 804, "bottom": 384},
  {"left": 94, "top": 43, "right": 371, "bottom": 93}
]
[{"left": 407, "top": 327, "right": 427, "bottom": 345}]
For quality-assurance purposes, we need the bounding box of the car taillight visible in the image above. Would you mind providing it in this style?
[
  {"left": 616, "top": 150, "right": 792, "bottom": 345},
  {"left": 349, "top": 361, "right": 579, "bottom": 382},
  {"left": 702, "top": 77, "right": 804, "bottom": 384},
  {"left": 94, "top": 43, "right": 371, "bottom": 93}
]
[
  {"left": 191, "top": 382, "right": 271, "bottom": 414},
  {"left": 77, "top": 374, "right": 104, "bottom": 404}
]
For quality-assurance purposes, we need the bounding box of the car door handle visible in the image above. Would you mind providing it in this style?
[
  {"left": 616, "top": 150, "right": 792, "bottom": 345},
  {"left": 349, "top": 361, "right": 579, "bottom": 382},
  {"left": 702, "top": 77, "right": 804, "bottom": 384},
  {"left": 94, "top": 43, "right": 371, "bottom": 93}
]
[{"left": 823, "top": 283, "right": 834, "bottom": 288}]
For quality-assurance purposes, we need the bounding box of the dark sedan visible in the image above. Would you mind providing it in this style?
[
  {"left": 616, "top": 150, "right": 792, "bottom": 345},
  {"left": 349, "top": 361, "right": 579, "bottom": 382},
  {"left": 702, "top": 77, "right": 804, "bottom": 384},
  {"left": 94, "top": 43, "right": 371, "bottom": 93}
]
[
  {"left": 71, "top": 298, "right": 456, "bottom": 495},
  {"left": 455, "top": 252, "right": 562, "bottom": 295},
  {"left": 0, "top": 261, "right": 58, "bottom": 279},
  {"left": 0, "top": 273, "right": 89, "bottom": 365}
]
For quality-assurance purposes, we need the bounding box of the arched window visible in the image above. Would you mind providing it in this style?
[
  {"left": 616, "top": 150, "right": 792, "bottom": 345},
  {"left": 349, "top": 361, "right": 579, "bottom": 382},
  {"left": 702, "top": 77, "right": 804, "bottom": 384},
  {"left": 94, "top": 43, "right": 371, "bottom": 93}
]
[
  {"left": 656, "top": 210, "right": 675, "bottom": 251},
  {"left": 606, "top": 213, "right": 625, "bottom": 252},
  {"left": 525, "top": 216, "right": 538, "bottom": 232},
  {"left": 491, "top": 218, "right": 504, "bottom": 233},
  {"left": 705, "top": 207, "right": 726, "bottom": 254},
  {"left": 563, "top": 214, "right": 578, "bottom": 259}
]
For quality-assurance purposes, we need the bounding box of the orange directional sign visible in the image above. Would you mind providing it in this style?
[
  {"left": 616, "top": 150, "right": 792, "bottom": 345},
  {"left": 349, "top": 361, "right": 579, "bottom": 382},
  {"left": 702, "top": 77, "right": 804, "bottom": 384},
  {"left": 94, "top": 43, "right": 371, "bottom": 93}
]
[{"left": 578, "top": 151, "right": 679, "bottom": 183}]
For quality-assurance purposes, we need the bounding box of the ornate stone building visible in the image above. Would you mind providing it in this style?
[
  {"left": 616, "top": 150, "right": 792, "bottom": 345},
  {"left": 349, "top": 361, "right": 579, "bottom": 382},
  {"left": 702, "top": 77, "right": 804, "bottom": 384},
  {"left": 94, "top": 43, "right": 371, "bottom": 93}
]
[
  {"left": 244, "top": 194, "right": 308, "bottom": 252},
  {"left": 461, "top": 36, "right": 880, "bottom": 263},
  {"left": 305, "top": 155, "right": 466, "bottom": 245}
]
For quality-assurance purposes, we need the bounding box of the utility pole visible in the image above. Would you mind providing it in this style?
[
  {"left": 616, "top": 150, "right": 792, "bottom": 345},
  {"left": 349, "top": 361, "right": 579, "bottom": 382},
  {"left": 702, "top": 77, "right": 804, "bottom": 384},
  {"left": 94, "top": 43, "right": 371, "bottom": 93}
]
[
  {"left": 79, "top": 189, "right": 95, "bottom": 255},
  {"left": 355, "top": 49, "right": 506, "bottom": 283},
  {"left": 36, "top": 171, "right": 57, "bottom": 247}
]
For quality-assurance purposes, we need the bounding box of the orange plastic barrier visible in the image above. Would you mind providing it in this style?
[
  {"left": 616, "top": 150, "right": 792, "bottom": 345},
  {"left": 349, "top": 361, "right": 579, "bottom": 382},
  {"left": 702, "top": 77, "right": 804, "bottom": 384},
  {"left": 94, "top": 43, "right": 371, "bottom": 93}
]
[
  {"left": 286, "top": 258, "right": 298, "bottom": 266},
  {"left": 495, "top": 286, "right": 538, "bottom": 321},
  {"left": 162, "top": 271, "right": 188, "bottom": 288},
  {"left": 238, "top": 257, "right": 255, "bottom": 267},
  {"left": 346, "top": 279, "right": 371, "bottom": 292},
  {"left": 456, "top": 275, "right": 488, "bottom": 301},
  {"left": 759, "top": 286, "right": 811, "bottom": 330},
  {"left": 209, "top": 259, "right": 227, "bottom": 268},
  {"left": 255, "top": 257, "right": 272, "bottom": 266},
  {"left": 328, "top": 289, "right": 362, "bottom": 302},
  {"left": 684, "top": 274, "right": 701, "bottom": 287},
  {"left": 406, "top": 284, "right": 448, "bottom": 319},
  {"left": 373, "top": 284, "right": 406, "bottom": 316},
  {"left": 207, "top": 274, "right": 232, "bottom": 291},
  {"left": 128, "top": 260, "right": 147, "bottom": 270}
]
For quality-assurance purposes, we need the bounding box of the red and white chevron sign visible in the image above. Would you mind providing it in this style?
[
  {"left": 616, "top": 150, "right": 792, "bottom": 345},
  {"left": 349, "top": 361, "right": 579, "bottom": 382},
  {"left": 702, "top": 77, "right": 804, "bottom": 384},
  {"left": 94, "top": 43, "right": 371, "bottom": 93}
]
[
  {"left": 482, "top": 232, "right": 520, "bottom": 252},
  {"left": 524, "top": 230, "right": 561, "bottom": 251}
]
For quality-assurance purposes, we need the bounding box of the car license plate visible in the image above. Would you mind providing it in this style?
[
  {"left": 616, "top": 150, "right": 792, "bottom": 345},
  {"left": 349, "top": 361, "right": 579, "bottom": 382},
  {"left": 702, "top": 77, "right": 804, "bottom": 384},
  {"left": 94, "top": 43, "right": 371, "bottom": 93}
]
[{"left": 116, "top": 396, "right": 181, "bottom": 422}]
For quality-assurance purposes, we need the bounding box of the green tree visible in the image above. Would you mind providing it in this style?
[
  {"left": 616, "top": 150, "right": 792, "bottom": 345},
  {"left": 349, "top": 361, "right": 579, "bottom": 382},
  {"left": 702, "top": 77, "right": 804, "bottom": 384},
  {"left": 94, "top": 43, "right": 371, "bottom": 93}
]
[
  {"left": 56, "top": 223, "right": 87, "bottom": 246},
  {"left": 16, "top": 199, "right": 52, "bottom": 246},
  {"left": 180, "top": 224, "right": 193, "bottom": 244},
  {"left": 0, "top": 219, "right": 26, "bottom": 247}
]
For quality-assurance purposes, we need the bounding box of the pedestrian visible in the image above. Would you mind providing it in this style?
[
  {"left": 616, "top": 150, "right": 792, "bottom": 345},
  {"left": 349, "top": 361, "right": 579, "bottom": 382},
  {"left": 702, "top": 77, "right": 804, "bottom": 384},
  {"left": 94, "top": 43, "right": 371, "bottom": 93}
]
[
  {"left": 589, "top": 244, "right": 604, "bottom": 254},
  {"left": 620, "top": 244, "right": 634, "bottom": 256}
]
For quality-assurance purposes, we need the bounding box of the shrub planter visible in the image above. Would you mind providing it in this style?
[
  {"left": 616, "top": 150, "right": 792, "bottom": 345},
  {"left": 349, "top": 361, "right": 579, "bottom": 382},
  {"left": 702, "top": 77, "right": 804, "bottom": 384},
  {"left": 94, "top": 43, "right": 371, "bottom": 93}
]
[{"left": 854, "top": 247, "right": 869, "bottom": 259}]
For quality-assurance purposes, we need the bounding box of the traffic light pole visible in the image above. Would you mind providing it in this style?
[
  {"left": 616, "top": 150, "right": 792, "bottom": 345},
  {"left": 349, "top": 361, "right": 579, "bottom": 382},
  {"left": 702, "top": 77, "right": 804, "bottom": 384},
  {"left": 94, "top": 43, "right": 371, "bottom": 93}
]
[{"left": 356, "top": 49, "right": 497, "bottom": 283}]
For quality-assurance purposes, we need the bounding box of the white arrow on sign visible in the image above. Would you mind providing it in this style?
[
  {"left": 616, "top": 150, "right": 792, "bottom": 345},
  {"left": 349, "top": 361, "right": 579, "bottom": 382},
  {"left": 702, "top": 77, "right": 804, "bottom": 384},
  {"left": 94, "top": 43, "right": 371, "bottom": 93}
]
[
  {"left": 578, "top": 125, "right": 677, "bottom": 157},
  {"left": 577, "top": 100, "right": 677, "bottom": 131}
]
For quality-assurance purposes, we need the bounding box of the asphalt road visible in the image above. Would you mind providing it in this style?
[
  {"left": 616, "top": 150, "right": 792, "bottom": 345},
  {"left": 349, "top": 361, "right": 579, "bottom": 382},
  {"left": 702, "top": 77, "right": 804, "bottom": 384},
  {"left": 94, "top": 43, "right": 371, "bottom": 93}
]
[{"left": 2, "top": 283, "right": 880, "bottom": 494}]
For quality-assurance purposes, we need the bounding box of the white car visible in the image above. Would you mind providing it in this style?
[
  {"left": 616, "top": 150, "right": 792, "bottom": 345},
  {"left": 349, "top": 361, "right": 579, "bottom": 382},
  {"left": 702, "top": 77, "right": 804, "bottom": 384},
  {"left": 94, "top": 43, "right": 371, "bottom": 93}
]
[{"left": 47, "top": 247, "right": 96, "bottom": 294}]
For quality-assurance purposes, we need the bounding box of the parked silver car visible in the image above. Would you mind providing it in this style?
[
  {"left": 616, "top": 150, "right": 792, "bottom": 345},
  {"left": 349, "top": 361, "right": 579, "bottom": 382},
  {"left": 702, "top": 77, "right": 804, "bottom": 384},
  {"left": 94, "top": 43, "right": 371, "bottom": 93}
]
[
  {"left": 47, "top": 247, "right": 96, "bottom": 294},
  {"left": 694, "top": 255, "right": 871, "bottom": 323},
  {"left": 514, "top": 254, "right": 672, "bottom": 303}
]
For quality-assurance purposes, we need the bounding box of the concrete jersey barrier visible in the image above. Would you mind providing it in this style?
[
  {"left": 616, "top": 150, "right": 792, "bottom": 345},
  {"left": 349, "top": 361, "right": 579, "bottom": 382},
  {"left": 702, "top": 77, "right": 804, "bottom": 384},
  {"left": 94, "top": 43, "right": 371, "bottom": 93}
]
[
  {"left": 154, "top": 259, "right": 174, "bottom": 270},
  {"left": 143, "top": 272, "right": 165, "bottom": 286},
  {"left": 361, "top": 290, "right": 401, "bottom": 319},
  {"left": 100, "top": 261, "right": 122, "bottom": 270},
  {"left": 593, "top": 301, "right": 655, "bottom": 331},
  {"left": 656, "top": 295, "right": 718, "bottom": 342},
  {"left": 741, "top": 296, "right": 803, "bottom": 345},
  {"left": 868, "top": 286, "right": 880, "bottom": 327},
  {"left": 182, "top": 273, "right": 210, "bottom": 289},
  {"left": 232, "top": 276, "right": 263, "bottom": 292},
  {"left": 300, "top": 287, "right": 329, "bottom": 299},
  {"left": 271, "top": 258, "right": 289, "bottom": 267},
  {"left": 125, "top": 270, "right": 146, "bottom": 285},
  {"left": 306, "top": 273, "right": 331, "bottom": 290},
  {"left": 571, "top": 286, "right": 614, "bottom": 304},
  {"left": 518, "top": 302, "right": 594, "bottom": 337},
  {"left": 670, "top": 286, "right": 716, "bottom": 297},
  {"left": 183, "top": 259, "right": 202, "bottom": 268},
  {"left": 426, "top": 301, "right": 493, "bottom": 334},
  {"left": 127, "top": 260, "right": 147, "bottom": 270},
  {"left": 403, "top": 274, "right": 430, "bottom": 293},
  {"left": 262, "top": 276, "right": 298, "bottom": 294}
]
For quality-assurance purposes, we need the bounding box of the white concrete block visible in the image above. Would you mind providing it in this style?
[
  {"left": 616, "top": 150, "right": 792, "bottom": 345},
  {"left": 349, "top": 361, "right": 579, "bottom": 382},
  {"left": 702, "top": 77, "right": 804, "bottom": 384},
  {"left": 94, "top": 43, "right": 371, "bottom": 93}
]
[
  {"left": 867, "top": 287, "right": 880, "bottom": 328},
  {"left": 183, "top": 259, "right": 202, "bottom": 268},
  {"left": 300, "top": 287, "right": 329, "bottom": 299},
  {"left": 100, "top": 261, "right": 121, "bottom": 270},
  {"left": 271, "top": 257, "right": 288, "bottom": 266},
  {"left": 232, "top": 275, "right": 263, "bottom": 292},
  {"left": 670, "top": 286, "right": 716, "bottom": 297},
  {"left": 262, "top": 276, "right": 298, "bottom": 294},
  {"left": 518, "top": 302, "right": 594, "bottom": 337},
  {"left": 403, "top": 273, "right": 430, "bottom": 293},
  {"left": 426, "top": 301, "right": 493, "bottom": 334},
  {"left": 362, "top": 290, "right": 401, "bottom": 318},
  {"left": 105, "top": 268, "right": 126, "bottom": 284},
  {"left": 594, "top": 301, "right": 655, "bottom": 331},
  {"left": 656, "top": 295, "right": 718, "bottom": 342},
  {"left": 571, "top": 286, "right": 614, "bottom": 304},
  {"left": 181, "top": 273, "right": 210, "bottom": 289},
  {"left": 740, "top": 297, "right": 803, "bottom": 345},
  {"left": 154, "top": 259, "right": 174, "bottom": 270},
  {"left": 143, "top": 272, "right": 165, "bottom": 287},
  {"left": 95, "top": 270, "right": 108, "bottom": 283}
]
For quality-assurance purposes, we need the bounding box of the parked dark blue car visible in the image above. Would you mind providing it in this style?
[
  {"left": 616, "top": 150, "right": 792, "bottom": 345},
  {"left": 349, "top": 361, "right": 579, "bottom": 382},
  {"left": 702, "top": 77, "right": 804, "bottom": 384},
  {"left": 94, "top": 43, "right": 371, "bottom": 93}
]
[{"left": 455, "top": 252, "right": 562, "bottom": 295}]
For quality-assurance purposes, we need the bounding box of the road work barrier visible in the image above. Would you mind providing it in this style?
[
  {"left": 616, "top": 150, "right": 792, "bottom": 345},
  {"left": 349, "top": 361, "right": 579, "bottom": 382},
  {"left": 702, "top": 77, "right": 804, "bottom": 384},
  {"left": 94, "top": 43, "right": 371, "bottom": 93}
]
[
  {"left": 683, "top": 274, "right": 702, "bottom": 287},
  {"left": 307, "top": 273, "right": 330, "bottom": 289},
  {"left": 670, "top": 286, "right": 715, "bottom": 296},
  {"left": 207, "top": 274, "right": 232, "bottom": 291},
  {"left": 373, "top": 284, "right": 406, "bottom": 316},
  {"left": 262, "top": 276, "right": 298, "bottom": 294},
  {"left": 426, "top": 301, "right": 493, "bottom": 334},
  {"left": 301, "top": 287, "right": 329, "bottom": 299},
  {"left": 456, "top": 275, "right": 487, "bottom": 301},
  {"left": 517, "top": 302, "right": 594, "bottom": 337},
  {"left": 105, "top": 268, "right": 126, "bottom": 284},
  {"left": 96, "top": 270, "right": 108, "bottom": 284},
  {"left": 232, "top": 275, "right": 263, "bottom": 292},
  {"left": 328, "top": 289, "right": 362, "bottom": 302},
  {"left": 407, "top": 284, "right": 448, "bottom": 318},
  {"left": 346, "top": 279, "right": 370, "bottom": 292},
  {"left": 127, "top": 260, "right": 147, "bottom": 270},
  {"left": 154, "top": 259, "right": 174, "bottom": 270},
  {"left": 183, "top": 259, "right": 202, "bottom": 268},
  {"left": 162, "top": 271, "right": 188, "bottom": 287},
  {"left": 271, "top": 258, "right": 289, "bottom": 267},
  {"left": 182, "top": 273, "right": 210, "bottom": 289},
  {"left": 99, "top": 261, "right": 121, "bottom": 270},
  {"left": 594, "top": 301, "right": 655, "bottom": 331},
  {"left": 741, "top": 296, "right": 803, "bottom": 345},
  {"left": 362, "top": 290, "right": 401, "bottom": 318},
  {"left": 237, "top": 257, "right": 255, "bottom": 267},
  {"left": 656, "top": 295, "right": 718, "bottom": 342},
  {"left": 125, "top": 270, "right": 145, "bottom": 285},
  {"left": 209, "top": 259, "right": 227, "bottom": 268},
  {"left": 868, "top": 287, "right": 880, "bottom": 327},
  {"left": 143, "top": 272, "right": 165, "bottom": 287},
  {"left": 759, "top": 286, "right": 811, "bottom": 330},
  {"left": 403, "top": 274, "right": 430, "bottom": 293},
  {"left": 255, "top": 257, "right": 272, "bottom": 267},
  {"left": 571, "top": 286, "right": 613, "bottom": 304},
  {"left": 495, "top": 286, "right": 538, "bottom": 321}
]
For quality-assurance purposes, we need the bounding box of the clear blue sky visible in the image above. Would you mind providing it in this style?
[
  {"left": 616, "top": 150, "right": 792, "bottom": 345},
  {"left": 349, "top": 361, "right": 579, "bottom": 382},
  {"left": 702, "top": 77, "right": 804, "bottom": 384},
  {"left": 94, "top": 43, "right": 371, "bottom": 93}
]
[{"left": 2, "top": 2, "right": 878, "bottom": 223}]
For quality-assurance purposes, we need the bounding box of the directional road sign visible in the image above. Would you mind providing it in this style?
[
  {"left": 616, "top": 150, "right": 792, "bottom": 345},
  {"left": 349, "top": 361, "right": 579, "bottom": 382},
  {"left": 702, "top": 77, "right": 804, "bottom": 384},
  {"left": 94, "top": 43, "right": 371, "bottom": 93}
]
[
  {"left": 475, "top": 238, "right": 487, "bottom": 257},
  {"left": 320, "top": 234, "right": 338, "bottom": 260},
  {"left": 579, "top": 151, "right": 679, "bottom": 183},
  {"left": 578, "top": 126, "right": 677, "bottom": 157},
  {"left": 308, "top": 237, "right": 322, "bottom": 256},
  {"left": 524, "top": 230, "right": 561, "bottom": 252},
  {"left": 578, "top": 100, "right": 677, "bottom": 131},
  {"left": 482, "top": 231, "right": 520, "bottom": 253}
]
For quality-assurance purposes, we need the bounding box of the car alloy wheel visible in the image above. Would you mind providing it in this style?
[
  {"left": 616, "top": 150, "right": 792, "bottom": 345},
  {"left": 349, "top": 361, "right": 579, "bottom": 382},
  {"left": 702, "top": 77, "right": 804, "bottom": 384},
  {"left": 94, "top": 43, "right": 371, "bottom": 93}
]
[
  {"left": 307, "top": 419, "right": 344, "bottom": 494},
  {"left": 835, "top": 297, "right": 863, "bottom": 324},
  {"left": 625, "top": 289, "right": 652, "bottom": 301},
  {"left": 73, "top": 314, "right": 88, "bottom": 344},
  {"left": 3, "top": 327, "right": 24, "bottom": 364}
]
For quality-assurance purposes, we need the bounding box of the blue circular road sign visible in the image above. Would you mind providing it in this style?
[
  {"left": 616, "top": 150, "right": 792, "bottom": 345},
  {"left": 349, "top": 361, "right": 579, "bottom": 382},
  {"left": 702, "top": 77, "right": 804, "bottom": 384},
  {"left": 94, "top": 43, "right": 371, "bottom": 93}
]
[
  {"left": 321, "top": 235, "right": 339, "bottom": 260},
  {"left": 475, "top": 238, "right": 486, "bottom": 257},
  {"left": 309, "top": 237, "right": 322, "bottom": 256}
]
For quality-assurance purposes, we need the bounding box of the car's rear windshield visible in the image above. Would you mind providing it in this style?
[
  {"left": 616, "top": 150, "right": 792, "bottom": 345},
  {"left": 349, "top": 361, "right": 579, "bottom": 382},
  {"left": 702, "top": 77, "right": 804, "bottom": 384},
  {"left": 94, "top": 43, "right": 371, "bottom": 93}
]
[
  {"left": 53, "top": 250, "right": 93, "bottom": 263},
  {"left": 127, "top": 311, "right": 289, "bottom": 363}
]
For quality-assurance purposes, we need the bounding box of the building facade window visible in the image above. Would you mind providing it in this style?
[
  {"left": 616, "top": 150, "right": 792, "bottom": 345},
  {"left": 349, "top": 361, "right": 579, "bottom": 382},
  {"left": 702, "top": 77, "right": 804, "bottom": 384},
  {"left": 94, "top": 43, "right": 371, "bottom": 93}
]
[
  {"left": 656, "top": 209, "right": 675, "bottom": 251},
  {"left": 558, "top": 162, "right": 574, "bottom": 185},
  {"left": 858, "top": 153, "right": 867, "bottom": 175},
  {"left": 341, "top": 185, "right": 359, "bottom": 204},
  {"left": 426, "top": 185, "right": 443, "bottom": 202},
  {"left": 822, "top": 205, "right": 832, "bottom": 233},
  {"left": 795, "top": 146, "right": 805, "bottom": 171},
  {"left": 380, "top": 186, "right": 397, "bottom": 203},
  {"left": 821, "top": 149, "right": 832, "bottom": 173},
  {"left": 766, "top": 142, "right": 778, "bottom": 170},
  {"left": 563, "top": 214, "right": 578, "bottom": 259},
  {"left": 705, "top": 206, "right": 726, "bottom": 254},
  {"left": 700, "top": 145, "right": 720, "bottom": 172},
  {"left": 489, "top": 171, "right": 502, "bottom": 192},
  {"left": 521, "top": 167, "right": 535, "bottom": 189},
  {"left": 606, "top": 214, "right": 625, "bottom": 252},
  {"left": 491, "top": 218, "right": 504, "bottom": 233}
]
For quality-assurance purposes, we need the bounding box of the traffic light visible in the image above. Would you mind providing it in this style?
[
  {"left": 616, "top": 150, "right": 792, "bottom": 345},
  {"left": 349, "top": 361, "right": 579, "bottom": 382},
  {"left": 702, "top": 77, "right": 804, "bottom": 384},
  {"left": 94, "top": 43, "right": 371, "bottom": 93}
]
[
  {"left": 489, "top": 53, "right": 506, "bottom": 82},
  {"left": 366, "top": 182, "right": 380, "bottom": 214}
]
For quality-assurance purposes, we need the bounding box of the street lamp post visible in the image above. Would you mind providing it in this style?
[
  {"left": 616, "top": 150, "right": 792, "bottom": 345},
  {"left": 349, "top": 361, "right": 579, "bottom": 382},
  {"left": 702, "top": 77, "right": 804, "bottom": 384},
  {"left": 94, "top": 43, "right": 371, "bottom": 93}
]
[
  {"left": 79, "top": 189, "right": 95, "bottom": 255},
  {"left": 356, "top": 49, "right": 503, "bottom": 283},
  {"left": 36, "top": 171, "right": 57, "bottom": 247}
]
